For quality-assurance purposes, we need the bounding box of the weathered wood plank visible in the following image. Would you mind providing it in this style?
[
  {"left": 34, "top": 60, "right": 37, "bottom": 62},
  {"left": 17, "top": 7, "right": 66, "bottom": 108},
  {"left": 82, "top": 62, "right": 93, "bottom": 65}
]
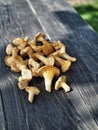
[
  {"left": 0, "top": 1, "right": 44, "bottom": 130},
  {"left": 27, "top": 0, "right": 98, "bottom": 129},
  {"left": 0, "top": 92, "right": 6, "bottom": 130},
  {"left": 0, "top": 0, "right": 98, "bottom": 130}
]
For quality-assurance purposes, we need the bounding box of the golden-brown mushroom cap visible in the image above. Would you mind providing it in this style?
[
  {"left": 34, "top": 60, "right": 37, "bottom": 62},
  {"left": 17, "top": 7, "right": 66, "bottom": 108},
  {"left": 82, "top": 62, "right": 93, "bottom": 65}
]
[
  {"left": 38, "top": 65, "right": 60, "bottom": 92},
  {"left": 38, "top": 65, "right": 60, "bottom": 76}
]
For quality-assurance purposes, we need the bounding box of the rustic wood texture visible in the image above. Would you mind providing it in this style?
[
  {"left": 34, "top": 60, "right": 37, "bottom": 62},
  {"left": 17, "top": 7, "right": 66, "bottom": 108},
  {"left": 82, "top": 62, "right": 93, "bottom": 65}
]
[{"left": 0, "top": 0, "right": 98, "bottom": 130}]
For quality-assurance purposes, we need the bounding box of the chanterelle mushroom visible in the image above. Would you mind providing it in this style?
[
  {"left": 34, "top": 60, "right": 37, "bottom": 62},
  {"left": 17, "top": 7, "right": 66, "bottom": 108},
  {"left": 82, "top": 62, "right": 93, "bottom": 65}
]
[
  {"left": 60, "top": 53, "right": 76, "bottom": 62},
  {"left": 18, "top": 76, "right": 29, "bottom": 90},
  {"left": 21, "top": 68, "right": 32, "bottom": 81},
  {"left": 52, "top": 40, "right": 64, "bottom": 50},
  {"left": 34, "top": 53, "right": 55, "bottom": 66},
  {"left": 5, "top": 47, "right": 28, "bottom": 72},
  {"left": 55, "top": 57, "right": 71, "bottom": 72},
  {"left": 50, "top": 44, "right": 76, "bottom": 63},
  {"left": 49, "top": 45, "right": 65, "bottom": 57},
  {"left": 6, "top": 43, "right": 14, "bottom": 55},
  {"left": 55, "top": 76, "right": 71, "bottom": 92},
  {"left": 32, "top": 32, "right": 54, "bottom": 56},
  {"left": 38, "top": 65, "right": 60, "bottom": 92},
  {"left": 28, "top": 58, "right": 40, "bottom": 71},
  {"left": 25, "top": 86, "right": 40, "bottom": 103},
  {"left": 28, "top": 33, "right": 44, "bottom": 52},
  {"left": 28, "top": 58, "right": 40, "bottom": 76},
  {"left": 20, "top": 46, "right": 33, "bottom": 58},
  {"left": 41, "top": 39, "right": 54, "bottom": 56},
  {"left": 29, "top": 32, "right": 46, "bottom": 46},
  {"left": 12, "top": 37, "right": 28, "bottom": 50}
]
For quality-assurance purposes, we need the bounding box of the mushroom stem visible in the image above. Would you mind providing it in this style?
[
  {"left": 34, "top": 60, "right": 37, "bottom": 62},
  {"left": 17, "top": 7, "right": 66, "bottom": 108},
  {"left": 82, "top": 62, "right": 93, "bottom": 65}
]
[
  {"left": 43, "top": 70, "right": 55, "bottom": 92},
  {"left": 61, "top": 53, "right": 76, "bottom": 62},
  {"left": 59, "top": 82, "right": 70, "bottom": 92},
  {"left": 25, "top": 86, "right": 40, "bottom": 103},
  {"left": 55, "top": 76, "right": 71, "bottom": 93},
  {"left": 55, "top": 57, "right": 71, "bottom": 72},
  {"left": 34, "top": 53, "right": 54, "bottom": 66}
]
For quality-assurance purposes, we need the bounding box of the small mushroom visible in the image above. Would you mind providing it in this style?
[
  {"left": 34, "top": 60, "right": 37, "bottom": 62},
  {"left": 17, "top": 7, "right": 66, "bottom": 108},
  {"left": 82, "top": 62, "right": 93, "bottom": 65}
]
[
  {"left": 18, "top": 76, "right": 29, "bottom": 89},
  {"left": 25, "top": 86, "right": 40, "bottom": 103},
  {"left": 34, "top": 53, "right": 55, "bottom": 66},
  {"left": 55, "top": 76, "right": 71, "bottom": 92},
  {"left": 38, "top": 65, "right": 60, "bottom": 92},
  {"left": 49, "top": 45, "right": 65, "bottom": 57},
  {"left": 60, "top": 53, "right": 76, "bottom": 62},
  {"left": 52, "top": 40, "right": 64, "bottom": 50},
  {"left": 34, "top": 32, "right": 54, "bottom": 56},
  {"left": 29, "top": 44, "right": 42, "bottom": 52},
  {"left": 12, "top": 37, "right": 28, "bottom": 50},
  {"left": 5, "top": 47, "right": 28, "bottom": 72},
  {"left": 28, "top": 58, "right": 40, "bottom": 71},
  {"left": 55, "top": 57, "right": 71, "bottom": 72},
  {"left": 28, "top": 58, "right": 41, "bottom": 76},
  {"left": 29, "top": 32, "right": 46, "bottom": 45},
  {"left": 41, "top": 39, "right": 54, "bottom": 56},
  {"left": 28, "top": 33, "right": 44, "bottom": 52},
  {"left": 20, "top": 46, "right": 33, "bottom": 58},
  {"left": 6, "top": 43, "right": 14, "bottom": 55},
  {"left": 21, "top": 68, "right": 32, "bottom": 81}
]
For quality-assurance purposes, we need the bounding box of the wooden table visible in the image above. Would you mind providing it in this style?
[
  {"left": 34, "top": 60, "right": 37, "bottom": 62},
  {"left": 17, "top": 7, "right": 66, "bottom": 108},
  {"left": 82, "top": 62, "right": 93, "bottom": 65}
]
[{"left": 0, "top": 0, "right": 98, "bottom": 130}]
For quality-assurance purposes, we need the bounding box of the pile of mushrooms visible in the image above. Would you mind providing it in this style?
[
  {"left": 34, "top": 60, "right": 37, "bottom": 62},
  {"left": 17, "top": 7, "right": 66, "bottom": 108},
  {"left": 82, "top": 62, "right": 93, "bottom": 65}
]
[{"left": 5, "top": 32, "right": 76, "bottom": 103}]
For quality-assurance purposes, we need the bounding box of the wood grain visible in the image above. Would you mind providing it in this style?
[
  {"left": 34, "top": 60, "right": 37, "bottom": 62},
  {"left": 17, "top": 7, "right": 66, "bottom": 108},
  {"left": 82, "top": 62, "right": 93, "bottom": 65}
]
[{"left": 0, "top": 0, "right": 98, "bottom": 130}]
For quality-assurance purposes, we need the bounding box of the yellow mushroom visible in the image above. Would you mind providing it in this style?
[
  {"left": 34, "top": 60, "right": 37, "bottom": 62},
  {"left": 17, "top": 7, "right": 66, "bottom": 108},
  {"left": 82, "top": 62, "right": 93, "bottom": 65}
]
[
  {"left": 28, "top": 58, "right": 40, "bottom": 71},
  {"left": 21, "top": 68, "right": 32, "bottom": 81},
  {"left": 52, "top": 40, "right": 64, "bottom": 50},
  {"left": 60, "top": 53, "right": 76, "bottom": 62},
  {"left": 12, "top": 36, "right": 28, "bottom": 50},
  {"left": 41, "top": 39, "right": 54, "bottom": 56},
  {"left": 28, "top": 33, "right": 44, "bottom": 52},
  {"left": 29, "top": 32, "right": 46, "bottom": 45},
  {"left": 33, "top": 32, "right": 54, "bottom": 56},
  {"left": 20, "top": 46, "right": 33, "bottom": 58},
  {"left": 6, "top": 43, "right": 14, "bottom": 55},
  {"left": 34, "top": 53, "right": 55, "bottom": 66},
  {"left": 55, "top": 57, "right": 71, "bottom": 73},
  {"left": 18, "top": 76, "right": 29, "bottom": 90},
  {"left": 25, "top": 86, "right": 40, "bottom": 103},
  {"left": 4, "top": 47, "right": 28, "bottom": 72},
  {"left": 55, "top": 76, "right": 71, "bottom": 92},
  {"left": 49, "top": 45, "right": 65, "bottom": 57},
  {"left": 38, "top": 65, "right": 60, "bottom": 92}
]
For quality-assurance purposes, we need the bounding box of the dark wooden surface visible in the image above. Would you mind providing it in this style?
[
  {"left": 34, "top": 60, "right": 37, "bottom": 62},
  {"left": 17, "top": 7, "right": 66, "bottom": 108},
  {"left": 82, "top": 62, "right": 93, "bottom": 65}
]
[{"left": 0, "top": 0, "right": 98, "bottom": 130}]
